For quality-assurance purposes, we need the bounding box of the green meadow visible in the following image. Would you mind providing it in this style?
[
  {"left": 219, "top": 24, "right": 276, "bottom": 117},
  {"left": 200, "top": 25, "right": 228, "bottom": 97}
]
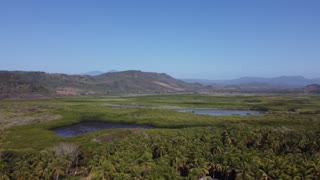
[{"left": 1, "top": 94, "right": 320, "bottom": 179}]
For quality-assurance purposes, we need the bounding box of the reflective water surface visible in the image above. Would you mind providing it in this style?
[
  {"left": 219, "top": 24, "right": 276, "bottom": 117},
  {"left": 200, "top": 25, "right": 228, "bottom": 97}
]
[{"left": 52, "top": 121, "right": 154, "bottom": 137}]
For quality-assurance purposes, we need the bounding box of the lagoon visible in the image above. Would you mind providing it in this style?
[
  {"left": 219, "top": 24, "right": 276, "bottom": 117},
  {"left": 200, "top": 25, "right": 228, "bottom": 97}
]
[{"left": 52, "top": 121, "right": 154, "bottom": 137}]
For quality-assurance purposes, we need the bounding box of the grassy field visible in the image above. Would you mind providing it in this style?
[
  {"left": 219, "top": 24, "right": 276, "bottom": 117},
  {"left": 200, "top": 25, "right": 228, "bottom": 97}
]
[
  {"left": 1, "top": 94, "right": 320, "bottom": 150},
  {"left": 1, "top": 94, "right": 320, "bottom": 179}
]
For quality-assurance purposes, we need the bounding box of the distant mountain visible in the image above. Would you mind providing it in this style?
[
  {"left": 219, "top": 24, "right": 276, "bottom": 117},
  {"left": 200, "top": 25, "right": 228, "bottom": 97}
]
[
  {"left": 3, "top": 71, "right": 318, "bottom": 99},
  {"left": 228, "top": 76, "right": 311, "bottom": 87},
  {"left": 182, "top": 79, "right": 221, "bottom": 85},
  {"left": 83, "top": 71, "right": 105, "bottom": 76},
  {"left": 303, "top": 84, "right": 320, "bottom": 94},
  {"left": 82, "top": 70, "right": 119, "bottom": 76},
  {"left": 184, "top": 76, "right": 320, "bottom": 88},
  {"left": 89, "top": 70, "right": 204, "bottom": 95},
  {"left": 0, "top": 70, "right": 203, "bottom": 99}
]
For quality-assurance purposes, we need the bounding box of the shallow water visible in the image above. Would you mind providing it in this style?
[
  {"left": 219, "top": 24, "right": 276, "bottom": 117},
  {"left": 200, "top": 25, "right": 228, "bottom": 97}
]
[
  {"left": 176, "top": 109, "right": 260, "bottom": 116},
  {"left": 52, "top": 121, "right": 154, "bottom": 137}
]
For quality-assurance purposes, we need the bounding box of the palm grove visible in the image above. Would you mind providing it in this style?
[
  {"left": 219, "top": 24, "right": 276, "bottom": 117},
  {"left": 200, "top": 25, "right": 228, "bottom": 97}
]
[{"left": 1, "top": 126, "right": 320, "bottom": 179}]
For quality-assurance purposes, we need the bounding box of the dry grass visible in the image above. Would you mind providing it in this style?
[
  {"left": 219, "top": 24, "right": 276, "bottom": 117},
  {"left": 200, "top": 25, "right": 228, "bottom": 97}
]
[
  {"left": 0, "top": 114, "right": 62, "bottom": 129},
  {"left": 0, "top": 102, "right": 62, "bottom": 129}
]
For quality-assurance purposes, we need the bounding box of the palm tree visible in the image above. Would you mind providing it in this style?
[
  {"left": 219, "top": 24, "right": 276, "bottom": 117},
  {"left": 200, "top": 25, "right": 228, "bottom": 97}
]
[
  {"left": 152, "top": 144, "right": 166, "bottom": 159},
  {"left": 0, "top": 154, "right": 9, "bottom": 180},
  {"left": 205, "top": 162, "right": 216, "bottom": 179},
  {"left": 295, "top": 160, "right": 316, "bottom": 180},
  {"left": 221, "top": 130, "right": 232, "bottom": 147},
  {"left": 12, "top": 154, "right": 34, "bottom": 180},
  {"left": 258, "top": 159, "right": 274, "bottom": 180},
  {"left": 0, "top": 160, "right": 9, "bottom": 180},
  {"left": 308, "top": 157, "right": 320, "bottom": 178},
  {"left": 189, "top": 166, "right": 209, "bottom": 179},
  {"left": 235, "top": 161, "right": 253, "bottom": 180},
  {"left": 49, "top": 157, "right": 65, "bottom": 180}
]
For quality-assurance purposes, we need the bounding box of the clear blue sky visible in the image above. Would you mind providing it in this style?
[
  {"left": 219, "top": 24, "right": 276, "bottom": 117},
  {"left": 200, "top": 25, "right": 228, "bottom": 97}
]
[{"left": 1, "top": 0, "right": 320, "bottom": 79}]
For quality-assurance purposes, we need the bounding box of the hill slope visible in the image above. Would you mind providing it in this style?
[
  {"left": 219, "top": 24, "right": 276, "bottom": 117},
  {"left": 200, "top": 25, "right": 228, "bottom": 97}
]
[
  {"left": 0, "top": 70, "right": 202, "bottom": 98},
  {"left": 303, "top": 84, "right": 320, "bottom": 94}
]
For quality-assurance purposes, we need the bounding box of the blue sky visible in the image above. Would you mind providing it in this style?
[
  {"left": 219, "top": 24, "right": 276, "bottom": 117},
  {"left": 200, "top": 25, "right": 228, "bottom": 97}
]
[{"left": 1, "top": 0, "right": 319, "bottom": 79}]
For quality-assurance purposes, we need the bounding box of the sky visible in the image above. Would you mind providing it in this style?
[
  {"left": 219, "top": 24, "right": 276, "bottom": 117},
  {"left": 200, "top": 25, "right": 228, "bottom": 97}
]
[{"left": 1, "top": 0, "right": 320, "bottom": 79}]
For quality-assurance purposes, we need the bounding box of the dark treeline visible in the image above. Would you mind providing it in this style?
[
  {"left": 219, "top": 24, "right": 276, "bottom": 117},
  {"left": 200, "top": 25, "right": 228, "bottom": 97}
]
[{"left": 1, "top": 126, "right": 320, "bottom": 179}]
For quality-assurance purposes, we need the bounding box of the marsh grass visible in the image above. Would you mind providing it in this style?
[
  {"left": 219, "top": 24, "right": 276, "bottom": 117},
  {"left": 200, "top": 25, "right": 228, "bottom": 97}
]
[
  {"left": 1, "top": 94, "right": 320, "bottom": 151},
  {"left": 1, "top": 94, "right": 320, "bottom": 179}
]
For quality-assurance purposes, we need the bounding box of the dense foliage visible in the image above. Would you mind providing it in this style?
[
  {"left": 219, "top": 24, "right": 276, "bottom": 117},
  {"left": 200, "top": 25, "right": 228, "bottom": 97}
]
[
  {"left": 1, "top": 95, "right": 320, "bottom": 179},
  {"left": 1, "top": 126, "right": 320, "bottom": 179}
]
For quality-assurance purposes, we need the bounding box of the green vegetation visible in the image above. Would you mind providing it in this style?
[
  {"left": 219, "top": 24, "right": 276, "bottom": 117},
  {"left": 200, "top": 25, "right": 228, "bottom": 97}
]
[{"left": 1, "top": 94, "right": 320, "bottom": 179}]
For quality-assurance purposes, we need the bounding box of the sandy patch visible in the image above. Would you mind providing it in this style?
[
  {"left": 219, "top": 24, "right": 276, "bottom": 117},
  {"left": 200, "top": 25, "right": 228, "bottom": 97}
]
[{"left": 153, "top": 81, "right": 185, "bottom": 91}]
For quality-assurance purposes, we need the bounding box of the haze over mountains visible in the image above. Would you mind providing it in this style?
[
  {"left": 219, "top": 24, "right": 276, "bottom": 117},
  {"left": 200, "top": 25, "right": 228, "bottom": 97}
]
[
  {"left": 184, "top": 76, "right": 320, "bottom": 88},
  {"left": 84, "top": 71, "right": 320, "bottom": 88},
  {"left": 82, "top": 70, "right": 118, "bottom": 76},
  {"left": 0, "top": 70, "right": 319, "bottom": 99}
]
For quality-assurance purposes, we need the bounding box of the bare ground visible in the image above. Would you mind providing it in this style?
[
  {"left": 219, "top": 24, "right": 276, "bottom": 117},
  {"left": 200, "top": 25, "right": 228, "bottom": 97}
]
[{"left": 153, "top": 81, "right": 185, "bottom": 91}]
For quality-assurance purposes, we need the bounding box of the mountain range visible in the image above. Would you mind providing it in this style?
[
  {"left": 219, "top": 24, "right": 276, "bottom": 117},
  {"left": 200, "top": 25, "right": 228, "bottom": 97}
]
[
  {"left": 0, "top": 70, "right": 319, "bottom": 99},
  {"left": 0, "top": 70, "right": 203, "bottom": 99},
  {"left": 183, "top": 76, "right": 320, "bottom": 88}
]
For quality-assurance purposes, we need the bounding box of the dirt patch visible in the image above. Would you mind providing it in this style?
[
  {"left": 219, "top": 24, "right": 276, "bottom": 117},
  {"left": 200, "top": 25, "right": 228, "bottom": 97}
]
[
  {"left": 0, "top": 114, "right": 62, "bottom": 129},
  {"left": 153, "top": 81, "right": 185, "bottom": 91},
  {"left": 0, "top": 102, "right": 64, "bottom": 129}
]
